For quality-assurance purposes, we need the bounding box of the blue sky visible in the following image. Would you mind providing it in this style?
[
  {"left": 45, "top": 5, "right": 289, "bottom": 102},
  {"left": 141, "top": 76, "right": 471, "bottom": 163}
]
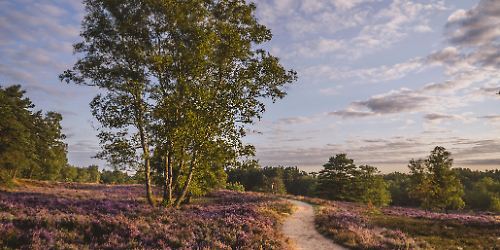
[{"left": 1, "top": 0, "right": 499, "bottom": 173}]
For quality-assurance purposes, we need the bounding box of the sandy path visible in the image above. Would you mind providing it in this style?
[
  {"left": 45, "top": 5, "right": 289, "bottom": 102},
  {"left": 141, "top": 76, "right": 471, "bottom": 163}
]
[{"left": 283, "top": 199, "right": 348, "bottom": 250}]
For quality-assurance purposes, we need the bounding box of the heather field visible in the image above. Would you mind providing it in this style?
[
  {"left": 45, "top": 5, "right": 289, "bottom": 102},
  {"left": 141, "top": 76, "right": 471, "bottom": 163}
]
[
  {"left": 0, "top": 180, "right": 293, "bottom": 249},
  {"left": 285, "top": 195, "right": 500, "bottom": 250}
]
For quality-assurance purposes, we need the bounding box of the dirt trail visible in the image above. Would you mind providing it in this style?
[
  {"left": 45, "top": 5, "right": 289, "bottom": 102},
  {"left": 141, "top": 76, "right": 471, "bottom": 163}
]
[{"left": 283, "top": 199, "right": 348, "bottom": 250}]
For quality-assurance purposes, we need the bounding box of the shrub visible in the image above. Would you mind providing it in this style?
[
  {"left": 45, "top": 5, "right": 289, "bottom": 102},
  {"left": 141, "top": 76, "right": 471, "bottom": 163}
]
[{"left": 225, "top": 182, "right": 245, "bottom": 192}]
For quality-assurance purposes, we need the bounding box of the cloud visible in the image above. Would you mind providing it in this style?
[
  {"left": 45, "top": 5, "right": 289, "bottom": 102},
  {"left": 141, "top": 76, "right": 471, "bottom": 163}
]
[
  {"left": 445, "top": 0, "right": 500, "bottom": 68},
  {"left": 69, "top": 140, "right": 101, "bottom": 153},
  {"left": 328, "top": 0, "right": 500, "bottom": 120},
  {"left": 459, "top": 158, "right": 500, "bottom": 166},
  {"left": 319, "top": 86, "right": 342, "bottom": 96},
  {"left": 425, "top": 113, "right": 465, "bottom": 120},
  {"left": 0, "top": 0, "right": 83, "bottom": 96},
  {"left": 423, "top": 112, "right": 474, "bottom": 124},
  {"left": 254, "top": 135, "right": 500, "bottom": 172},
  {"left": 454, "top": 139, "right": 500, "bottom": 159},
  {"left": 329, "top": 109, "right": 375, "bottom": 118},
  {"left": 275, "top": 116, "right": 316, "bottom": 125},
  {"left": 293, "top": 38, "right": 346, "bottom": 57},
  {"left": 445, "top": 0, "right": 500, "bottom": 47},
  {"left": 259, "top": 0, "right": 445, "bottom": 60},
  {"left": 346, "top": 0, "right": 446, "bottom": 57},
  {"left": 305, "top": 57, "right": 427, "bottom": 83},
  {"left": 353, "top": 88, "right": 435, "bottom": 114},
  {"left": 479, "top": 115, "right": 500, "bottom": 122},
  {"left": 329, "top": 78, "right": 480, "bottom": 119}
]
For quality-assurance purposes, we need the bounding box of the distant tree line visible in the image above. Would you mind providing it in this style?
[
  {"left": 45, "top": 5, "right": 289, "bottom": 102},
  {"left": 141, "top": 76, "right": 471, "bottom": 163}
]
[
  {"left": 227, "top": 156, "right": 391, "bottom": 207},
  {"left": 386, "top": 167, "right": 500, "bottom": 213},
  {"left": 228, "top": 147, "right": 500, "bottom": 213},
  {"left": 59, "top": 165, "right": 137, "bottom": 185},
  {"left": 0, "top": 84, "right": 143, "bottom": 186}
]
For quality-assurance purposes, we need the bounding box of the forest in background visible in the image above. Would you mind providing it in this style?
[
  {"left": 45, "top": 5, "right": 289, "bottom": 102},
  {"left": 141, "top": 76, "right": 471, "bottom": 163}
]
[{"left": 2, "top": 84, "right": 499, "bottom": 213}]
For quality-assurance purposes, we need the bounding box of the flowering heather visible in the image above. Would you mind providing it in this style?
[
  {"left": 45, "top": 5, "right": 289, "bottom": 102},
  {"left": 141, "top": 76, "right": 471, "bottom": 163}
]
[
  {"left": 314, "top": 206, "right": 418, "bottom": 249},
  {"left": 284, "top": 194, "right": 500, "bottom": 249},
  {"left": 0, "top": 180, "right": 292, "bottom": 249},
  {"left": 382, "top": 206, "right": 500, "bottom": 226}
]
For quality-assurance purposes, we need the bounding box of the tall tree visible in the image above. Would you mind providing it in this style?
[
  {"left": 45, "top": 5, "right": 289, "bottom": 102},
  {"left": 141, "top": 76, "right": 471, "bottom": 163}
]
[
  {"left": 88, "top": 165, "right": 101, "bottom": 183},
  {"left": 61, "top": 0, "right": 296, "bottom": 207},
  {"left": 0, "top": 85, "right": 34, "bottom": 182},
  {"left": 0, "top": 85, "right": 67, "bottom": 183},
  {"left": 408, "top": 147, "right": 465, "bottom": 211},
  {"left": 61, "top": 0, "right": 163, "bottom": 205},
  {"left": 317, "top": 154, "right": 357, "bottom": 200},
  {"left": 31, "top": 112, "right": 67, "bottom": 180},
  {"left": 354, "top": 165, "right": 391, "bottom": 206}
]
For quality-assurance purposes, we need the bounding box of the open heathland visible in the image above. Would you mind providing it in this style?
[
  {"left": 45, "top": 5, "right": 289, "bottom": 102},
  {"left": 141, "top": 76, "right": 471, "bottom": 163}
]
[
  {"left": 0, "top": 180, "right": 292, "bottom": 249},
  {"left": 284, "top": 195, "right": 500, "bottom": 250}
]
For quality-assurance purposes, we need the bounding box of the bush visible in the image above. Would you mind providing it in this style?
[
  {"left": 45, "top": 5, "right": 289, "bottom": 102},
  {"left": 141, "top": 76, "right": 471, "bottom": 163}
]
[
  {"left": 226, "top": 182, "right": 245, "bottom": 192},
  {"left": 0, "top": 171, "right": 14, "bottom": 187}
]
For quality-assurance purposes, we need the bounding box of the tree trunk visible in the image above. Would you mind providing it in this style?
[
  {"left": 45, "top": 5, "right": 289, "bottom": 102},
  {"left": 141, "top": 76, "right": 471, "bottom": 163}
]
[
  {"left": 28, "top": 165, "right": 34, "bottom": 179},
  {"left": 132, "top": 89, "right": 156, "bottom": 207},
  {"left": 174, "top": 151, "right": 196, "bottom": 208},
  {"left": 137, "top": 117, "right": 155, "bottom": 207},
  {"left": 11, "top": 167, "right": 18, "bottom": 180},
  {"left": 162, "top": 152, "right": 173, "bottom": 206},
  {"left": 144, "top": 156, "right": 156, "bottom": 206},
  {"left": 172, "top": 149, "right": 184, "bottom": 195}
]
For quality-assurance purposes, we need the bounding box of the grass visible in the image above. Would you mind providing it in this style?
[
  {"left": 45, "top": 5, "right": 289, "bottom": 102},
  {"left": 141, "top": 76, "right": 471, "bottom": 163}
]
[
  {"left": 281, "top": 194, "right": 499, "bottom": 250},
  {"left": 370, "top": 214, "right": 499, "bottom": 250}
]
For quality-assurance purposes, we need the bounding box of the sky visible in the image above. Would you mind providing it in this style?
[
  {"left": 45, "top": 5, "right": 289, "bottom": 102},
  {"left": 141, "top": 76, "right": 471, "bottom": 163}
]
[{"left": 1, "top": 0, "right": 499, "bottom": 173}]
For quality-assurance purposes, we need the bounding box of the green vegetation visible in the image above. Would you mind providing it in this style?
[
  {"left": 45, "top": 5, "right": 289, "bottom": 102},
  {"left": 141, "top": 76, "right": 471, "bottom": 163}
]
[
  {"left": 228, "top": 155, "right": 391, "bottom": 206},
  {"left": 370, "top": 215, "right": 499, "bottom": 250},
  {"left": 408, "top": 146, "right": 465, "bottom": 211},
  {"left": 227, "top": 163, "right": 314, "bottom": 195},
  {"left": 0, "top": 180, "right": 293, "bottom": 249},
  {"left": 317, "top": 154, "right": 391, "bottom": 206},
  {"left": 0, "top": 85, "right": 67, "bottom": 185},
  {"left": 308, "top": 192, "right": 500, "bottom": 250},
  {"left": 225, "top": 182, "right": 245, "bottom": 192},
  {"left": 229, "top": 148, "right": 500, "bottom": 213},
  {"left": 386, "top": 165, "right": 500, "bottom": 213},
  {"left": 61, "top": 0, "right": 296, "bottom": 207},
  {"left": 456, "top": 168, "right": 500, "bottom": 212}
]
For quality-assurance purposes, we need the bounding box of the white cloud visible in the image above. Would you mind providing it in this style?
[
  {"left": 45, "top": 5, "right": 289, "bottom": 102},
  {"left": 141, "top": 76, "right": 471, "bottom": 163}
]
[
  {"left": 259, "top": 0, "right": 445, "bottom": 59},
  {"left": 447, "top": 9, "right": 467, "bottom": 23},
  {"left": 0, "top": 0, "right": 82, "bottom": 96},
  {"left": 253, "top": 135, "right": 500, "bottom": 171},
  {"left": 305, "top": 57, "right": 427, "bottom": 83}
]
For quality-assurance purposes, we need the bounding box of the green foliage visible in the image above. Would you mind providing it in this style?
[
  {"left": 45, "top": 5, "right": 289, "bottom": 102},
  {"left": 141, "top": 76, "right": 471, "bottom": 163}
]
[
  {"left": 59, "top": 165, "right": 78, "bottom": 182},
  {"left": 282, "top": 166, "right": 317, "bottom": 196},
  {"left": 316, "top": 154, "right": 391, "bottom": 206},
  {"left": 100, "top": 169, "right": 136, "bottom": 184},
  {"left": 62, "top": 0, "right": 296, "bottom": 207},
  {"left": 0, "top": 85, "right": 68, "bottom": 184},
  {"left": 385, "top": 168, "right": 500, "bottom": 212},
  {"left": 371, "top": 215, "right": 499, "bottom": 249},
  {"left": 0, "top": 85, "right": 36, "bottom": 181},
  {"left": 226, "top": 162, "right": 302, "bottom": 195},
  {"left": 353, "top": 165, "right": 391, "bottom": 206},
  {"left": 226, "top": 160, "right": 266, "bottom": 191},
  {"left": 464, "top": 177, "right": 500, "bottom": 212},
  {"left": 226, "top": 182, "right": 245, "bottom": 192},
  {"left": 408, "top": 147, "right": 465, "bottom": 211},
  {"left": 88, "top": 165, "right": 100, "bottom": 183},
  {"left": 316, "top": 154, "right": 357, "bottom": 201},
  {"left": 384, "top": 172, "right": 419, "bottom": 207}
]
